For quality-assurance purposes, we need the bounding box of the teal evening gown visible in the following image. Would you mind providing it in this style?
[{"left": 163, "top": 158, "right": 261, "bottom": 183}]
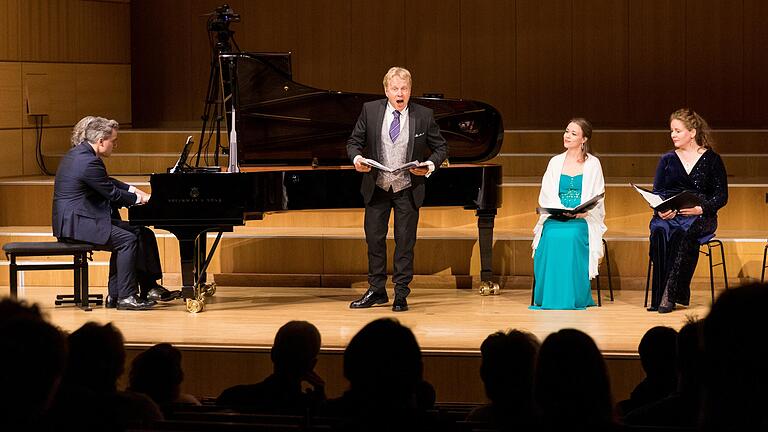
[{"left": 531, "top": 174, "right": 594, "bottom": 310}]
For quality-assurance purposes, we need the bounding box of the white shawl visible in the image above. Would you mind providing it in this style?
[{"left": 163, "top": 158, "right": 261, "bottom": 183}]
[{"left": 531, "top": 152, "right": 607, "bottom": 279}]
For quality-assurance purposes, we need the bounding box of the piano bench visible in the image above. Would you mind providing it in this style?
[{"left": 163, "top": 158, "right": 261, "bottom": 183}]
[{"left": 2, "top": 241, "right": 101, "bottom": 311}]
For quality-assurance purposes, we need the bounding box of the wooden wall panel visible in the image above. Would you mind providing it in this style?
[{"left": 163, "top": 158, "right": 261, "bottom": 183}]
[
  {"left": 22, "top": 63, "right": 78, "bottom": 127},
  {"left": 130, "top": 0, "right": 195, "bottom": 125},
  {"left": 406, "top": 0, "right": 461, "bottom": 98},
  {"left": 348, "top": 0, "right": 406, "bottom": 94},
  {"left": 22, "top": 127, "right": 71, "bottom": 176},
  {"left": 0, "top": 62, "right": 22, "bottom": 128},
  {"left": 0, "top": 0, "right": 20, "bottom": 61},
  {"left": 75, "top": 64, "right": 132, "bottom": 123},
  {"left": 573, "top": 0, "right": 629, "bottom": 126},
  {"left": 742, "top": 0, "right": 768, "bottom": 127},
  {"left": 515, "top": 0, "right": 572, "bottom": 127},
  {"left": 0, "top": 130, "right": 23, "bottom": 177},
  {"left": 686, "top": 0, "right": 743, "bottom": 125},
  {"left": 460, "top": 0, "right": 516, "bottom": 129},
  {"left": 627, "top": 0, "right": 685, "bottom": 126},
  {"left": 293, "top": 0, "right": 352, "bottom": 92},
  {"left": 19, "top": 0, "right": 78, "bottom": 62},
  {"left": 78, "top": 0, "right": 131, "bottom": 63},
  {"left": 128, "top": 0, "right": 768, "bottom": 129}
]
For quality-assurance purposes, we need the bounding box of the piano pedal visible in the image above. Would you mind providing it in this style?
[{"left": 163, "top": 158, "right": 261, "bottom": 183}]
[{"left": 478, "top": 281, "right": 500, "bottom": 296}]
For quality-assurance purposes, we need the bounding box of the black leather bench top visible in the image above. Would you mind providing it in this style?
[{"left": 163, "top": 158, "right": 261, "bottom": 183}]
[{"left": 2, "top": 241, "right": 93, "bottom": 256}]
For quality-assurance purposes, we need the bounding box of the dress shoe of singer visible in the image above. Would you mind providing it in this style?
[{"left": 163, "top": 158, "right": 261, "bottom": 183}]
[
  {"left": 392, "top": 296, "right": 409, "bottom": 312},
  {"left": 349, "top": 289, "right": 389, "bottom": 309},
  {"left": 106, "top": 295, "right": 118, "bottom": 309},
  {"left": 146, "top": 285, "right": 181, "bottom": 302},
  {"left": 116, "top": 294, "right": 156, "bottom": 311}
]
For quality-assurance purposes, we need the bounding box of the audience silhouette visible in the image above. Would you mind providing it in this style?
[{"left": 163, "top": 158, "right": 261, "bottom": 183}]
[
  {"left": 466, "top": 329, "right": 540, "bottom": 430},
  {"left": 50, "top": 321, "right": 162, "bottom": 431},
  {"left": 623, "top": 319, "right": 703, "bottom": 428},
  {"left": 5, "top": 282, "right": 768, "bottom": 431},
  {"left": 701, "top": 282, "right": 768, "bottom": 431},
  {"left": 0, "top": 298, "right": 67, "bottom": 431},
  {"left": 535, "top": 328, "right": 615, "bottom": 431},
  {"left": 321, "top": 317, "right": 433, "bottom": 431},
  {"left": 128, "top": 342, "right": 200, "bottom": 415},
  {"left": 616, "top": 325, "right": 679, "bottom": 416},
  {"left": 217, "top": 320, "right": 325, "bottom": 414}
]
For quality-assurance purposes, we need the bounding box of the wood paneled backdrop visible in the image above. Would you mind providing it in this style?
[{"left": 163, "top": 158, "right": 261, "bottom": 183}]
[
  {"left": 131, "top": 0, "right": 768, "bottom": 129},
  {"left": 0, "top": 0, "right": 131, "bottom": 177}
]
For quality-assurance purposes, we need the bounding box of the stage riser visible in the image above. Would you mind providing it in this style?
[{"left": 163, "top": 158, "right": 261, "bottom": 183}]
[
  {"left": 494, "top": 154, "right": 768, "bottom": 178},
  {"left": 2, "top": 235, "right": 764, "bottom": 288},
  {"left": 39, "top": 151, "right": 766, "bottom": 178},
  {"left": 503, "top": 131, "right": 768, "bottom": 154},
  {"left": 122, "top": 347, "right": 644, "bottom": 404},
  {"left": 2, "top": 183, "right": 766, "bottom": 232},
  {"left": 21, "top": 129, "right": 764, "bottom": 157},
  {"left": 3, "top": 128, "right": 763, "bottom": 177}
]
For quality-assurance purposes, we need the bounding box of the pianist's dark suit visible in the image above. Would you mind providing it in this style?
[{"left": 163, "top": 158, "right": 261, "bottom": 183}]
[
  {"left": 52, "top": 142, "right": 140, "bottom": 300},
  {"left": 347, "top": 99, "right": 447, "bottom": 298}
]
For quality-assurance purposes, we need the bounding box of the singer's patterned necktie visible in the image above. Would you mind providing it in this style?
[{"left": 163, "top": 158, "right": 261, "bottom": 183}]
[{"left": 389, "top": 110, "right": 401, "bottom": 142}]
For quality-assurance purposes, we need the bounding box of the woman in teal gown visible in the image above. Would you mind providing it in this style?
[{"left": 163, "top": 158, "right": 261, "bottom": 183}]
[{"left": 531, "top": 118, "right": 606, "bottom": 310}]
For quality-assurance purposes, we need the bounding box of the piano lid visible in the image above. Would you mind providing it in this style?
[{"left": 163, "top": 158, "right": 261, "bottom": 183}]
[{"left": 221, "top": 52, "right": 503, "bottom": 167}]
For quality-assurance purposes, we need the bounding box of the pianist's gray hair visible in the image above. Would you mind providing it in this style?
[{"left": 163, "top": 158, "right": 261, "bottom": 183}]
[
  {"left": 78, "top": 116, "right": 119, "bottom": 145},
  {"left": 71, "top": 116, "right": 96, "bottom": 146},
  {"left": 382, "top": 66, "right": 412, "bottom": 90}
]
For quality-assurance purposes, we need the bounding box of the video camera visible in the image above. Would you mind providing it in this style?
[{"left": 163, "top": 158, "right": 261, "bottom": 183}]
[{"left": 207, "top": 4, "right": 240, "bottom": 32}]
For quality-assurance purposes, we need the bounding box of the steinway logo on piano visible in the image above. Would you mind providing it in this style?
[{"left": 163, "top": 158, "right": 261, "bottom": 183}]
[{"left": 166, "top": 187, "right": 223, "bottom": 204}]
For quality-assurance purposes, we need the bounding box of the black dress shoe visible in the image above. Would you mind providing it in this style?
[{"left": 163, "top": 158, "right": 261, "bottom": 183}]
[
  {"left": 106, "top": 295, "right": 117, "bottom": 309},
  {"left": 646, "top": 306, "right": 658, "bottom": 312},
  {"left": 146, "top": 285, "right": 181, "bottom": 302},
  {"left": 350, "top": 289, "right": 389, "bottom": 309},
  {"left": 392, "top": 296, "right": 408, "bottom": 312},
  {"left": 117, "top": 295, "right": 156, "bottom": 310}
]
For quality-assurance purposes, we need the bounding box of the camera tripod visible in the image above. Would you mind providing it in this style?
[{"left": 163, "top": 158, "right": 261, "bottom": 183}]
[{"left": 195, "top": 5, "right": 240, "bottom": 168}]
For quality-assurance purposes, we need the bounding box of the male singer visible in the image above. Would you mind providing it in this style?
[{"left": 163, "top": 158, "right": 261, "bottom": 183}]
[{"left": 347, "top": 67, "right": 448, "bottom": 312}]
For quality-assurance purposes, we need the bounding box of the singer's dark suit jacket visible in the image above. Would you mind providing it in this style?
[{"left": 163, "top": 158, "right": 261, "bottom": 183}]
[
  {"left": 346, "top": 99, "right": 448, "bottom": 207},
  {"left": 52, "top": 142, "right": 137, "bottom": 245}
]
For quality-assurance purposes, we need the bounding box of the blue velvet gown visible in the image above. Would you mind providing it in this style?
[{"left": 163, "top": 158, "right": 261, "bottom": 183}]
[
  {"left": 648, "top": 150, "right": 728, "bottom": 308},
  {"left": 531, "top": 174, "right": 594, "bottom": 310}
]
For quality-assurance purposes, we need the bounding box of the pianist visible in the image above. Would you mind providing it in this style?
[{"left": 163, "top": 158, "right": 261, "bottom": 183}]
[
  {"left": 53, "top": 116, "right": 155, "bottom": 310},
  {"left": 347, "top": 67, "right": 448, "bottom": 312}
]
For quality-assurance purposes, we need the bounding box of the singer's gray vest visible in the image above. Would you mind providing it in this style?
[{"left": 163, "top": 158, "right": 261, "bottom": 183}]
[{"left": 377, "top": 113, "right": 411, "bottom": 192}]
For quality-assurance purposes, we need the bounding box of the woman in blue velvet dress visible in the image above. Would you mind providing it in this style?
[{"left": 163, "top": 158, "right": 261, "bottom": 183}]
[
  {"left": 531, "top": 118, "right": 606, "bottom": 310},
  {"left": 648, "top": 109, "right": 728, "bottom": 313}
]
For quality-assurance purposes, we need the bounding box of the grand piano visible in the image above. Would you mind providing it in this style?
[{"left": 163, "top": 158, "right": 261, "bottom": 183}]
[{"left": 130, "top": 52, "right": 503, "bottom": 313}]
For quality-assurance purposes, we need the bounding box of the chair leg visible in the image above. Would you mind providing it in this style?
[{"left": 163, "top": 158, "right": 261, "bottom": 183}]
[
  {"left": 530, "top": 276, "right": 535, "bottom": 306},
  {"left": 9, "top": 254, "right": 18, "bottom": 299},
  {"left": 762, "top": 243, "right": 767, "bottom": 284},
  {"left": 595, "top": 275, "right": 602, "bottom": 307},
  {"left": 644, "top": 257, "right": 652, "bottom": 308},
  {"left": 705, "top": 242, "right": 714, "bottom": 304},
  {"left": 602, "top": 239, "right": 614, "bottom": 301},
  {"left": 78, "top": 252, "right": 92, "bottom": 311},
  {"left": 717, "top": 240, "right": 728, "bottom": 291}
]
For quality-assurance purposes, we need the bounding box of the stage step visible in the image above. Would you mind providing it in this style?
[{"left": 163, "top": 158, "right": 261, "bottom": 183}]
[
  {"left": 1, "top": 226, "right": 764, "bottom": 289},
  {"left": 492, "top": 153, "right": 768, "bottom": 178},
  {"left": 6, "top": 128, "right": 766, "bottom": 177},
  {"left": 1, "top": 176, "right": 766, "bottom": 232}
]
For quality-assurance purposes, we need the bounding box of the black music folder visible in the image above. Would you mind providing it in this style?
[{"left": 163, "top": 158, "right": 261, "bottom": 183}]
[
  {"left": 631, "top": 183, "right": 702, "bottom": 213},
  {"left": 536, "top": 192, "right": 605, "bottom": 216}
]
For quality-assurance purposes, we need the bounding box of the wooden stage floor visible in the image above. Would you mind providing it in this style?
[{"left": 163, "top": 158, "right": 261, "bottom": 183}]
[{"left": 3, "top": 285, "right": 713, "bottom": 356}]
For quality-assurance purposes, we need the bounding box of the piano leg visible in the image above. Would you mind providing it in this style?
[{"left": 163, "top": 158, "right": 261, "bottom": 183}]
[
  {"left": 476, "top": 209, "right": 500, "bottom": 295},
  {"left": 177, "top": 236, "right": 198, "bottom": 300}
]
